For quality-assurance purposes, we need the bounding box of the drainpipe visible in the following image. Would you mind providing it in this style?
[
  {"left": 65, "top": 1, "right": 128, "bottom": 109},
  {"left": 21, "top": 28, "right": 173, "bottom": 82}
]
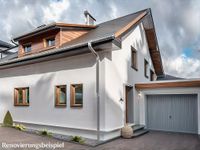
[{"left": 88, "top": 42, "right": 100, "bottom": 141}]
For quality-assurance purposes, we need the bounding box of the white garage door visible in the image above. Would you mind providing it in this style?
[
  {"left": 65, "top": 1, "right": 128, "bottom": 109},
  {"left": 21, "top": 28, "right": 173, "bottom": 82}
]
[{"left": 147, "top": 94, "right": 198, "bottom": 134}]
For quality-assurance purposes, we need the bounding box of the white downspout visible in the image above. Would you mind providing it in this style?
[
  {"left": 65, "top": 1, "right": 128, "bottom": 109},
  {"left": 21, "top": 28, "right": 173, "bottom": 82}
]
[{"left": 88, "top": 42, "right": 100, "bottom": 141}]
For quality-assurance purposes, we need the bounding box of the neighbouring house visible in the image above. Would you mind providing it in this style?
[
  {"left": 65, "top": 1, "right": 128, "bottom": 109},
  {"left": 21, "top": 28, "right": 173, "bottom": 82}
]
[
  {"left": 0, "top": 40, "right": 13, "bottom": 50},
  {"left": 0, "top": 40, "right": 17, "bottom": 59},
  {"left": 0, "top": 8, "right": 199, "bottom": 141}
]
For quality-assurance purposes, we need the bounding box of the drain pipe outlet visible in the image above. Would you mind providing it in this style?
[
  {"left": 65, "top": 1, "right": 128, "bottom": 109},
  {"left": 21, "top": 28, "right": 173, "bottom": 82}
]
[{"left": 88, "top": 42, "right": 100, "bottom": 141}]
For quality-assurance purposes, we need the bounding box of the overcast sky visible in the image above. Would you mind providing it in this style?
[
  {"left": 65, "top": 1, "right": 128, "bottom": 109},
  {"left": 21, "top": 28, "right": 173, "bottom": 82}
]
[{"left": 0, "top": 0, "right": 200, "bottom": 78}]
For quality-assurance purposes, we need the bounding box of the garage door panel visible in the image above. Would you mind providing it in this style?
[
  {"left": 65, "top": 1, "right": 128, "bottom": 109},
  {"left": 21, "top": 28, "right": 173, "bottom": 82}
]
[
  {"left": 147, "top": 94, "right": 198, "bottom": 134},
  {"left": 170, "top": 95, "right": 198, "bottom": 133},
  {"left": 147, "top": 95, "right": 172, "bottom": 131}
]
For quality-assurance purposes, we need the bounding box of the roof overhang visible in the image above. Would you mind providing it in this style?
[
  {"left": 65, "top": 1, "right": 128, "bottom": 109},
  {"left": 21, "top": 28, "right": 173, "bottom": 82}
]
[
  {"left": 114, "top": 8, "right": 164, "bottom": 76},
  {"left": 0, "top": 36, "right": 117, "bottom": 70},
  {"left": 115, "top": 11, "right": 148, "bottom": 38},
  {"left": 135, "top": 80, "right": 200, "bottom": 90},
  {"left": 0, "top": 40, "right": 13, "bottom": 48}
]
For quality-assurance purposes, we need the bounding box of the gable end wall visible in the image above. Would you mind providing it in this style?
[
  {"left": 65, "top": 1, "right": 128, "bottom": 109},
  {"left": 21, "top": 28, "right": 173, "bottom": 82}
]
[{"left": 104, "top": 22, "right": 155, "bottom": 130}]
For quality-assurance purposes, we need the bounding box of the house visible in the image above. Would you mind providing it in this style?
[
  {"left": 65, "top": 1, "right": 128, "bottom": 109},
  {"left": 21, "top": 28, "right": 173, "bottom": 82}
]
[
  {"left": 0, "top": 40, "right": 17, "bottom": 59},
  {"left": 0, "top": 8, "right": 199, "bottom": 142},
  {"left": 0, "top": 40, "right": 13, "bottom": 50}
]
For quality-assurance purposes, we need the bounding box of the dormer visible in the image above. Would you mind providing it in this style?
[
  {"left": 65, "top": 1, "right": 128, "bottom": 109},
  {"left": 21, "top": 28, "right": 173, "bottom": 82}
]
[{"left": 13, "top": 23, "right": 96, "bottom": 57}]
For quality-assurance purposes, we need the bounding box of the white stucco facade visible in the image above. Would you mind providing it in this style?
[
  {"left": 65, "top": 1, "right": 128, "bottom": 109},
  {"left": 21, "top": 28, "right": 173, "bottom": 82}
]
[
  {"left": 103, "top": 23, "right": 155, "bottom": 131},
  {"left": 0, "top": 22, "right": 156, "bottom": 141}
]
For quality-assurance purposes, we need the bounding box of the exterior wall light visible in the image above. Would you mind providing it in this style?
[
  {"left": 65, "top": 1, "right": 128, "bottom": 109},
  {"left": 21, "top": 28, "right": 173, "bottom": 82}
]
[{"left": 138, "top": 91, "right": 142, "bottom": 97}]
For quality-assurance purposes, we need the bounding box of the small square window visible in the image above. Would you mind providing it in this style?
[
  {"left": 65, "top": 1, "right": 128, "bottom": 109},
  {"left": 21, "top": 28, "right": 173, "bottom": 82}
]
[
  {"left": 14, "top": 87, "right": 29, "bottom": 106},
  {"left": 131, "top": 46, "right": 138, "bottom": 70},
  {"left": 70, "top": 84, "right": 83, "bottom": 107},
  {"left": 23, "top": 44, "right": 31, "bottom": 53},
  {"left": 144, "top": 59, "right": 149, "bottom": 78},
  {"left": 55, "top": 85, "right": 66, "bottom": 107},
  {"left": 46, "top": 38, "right": 55, "bottom": 47}
]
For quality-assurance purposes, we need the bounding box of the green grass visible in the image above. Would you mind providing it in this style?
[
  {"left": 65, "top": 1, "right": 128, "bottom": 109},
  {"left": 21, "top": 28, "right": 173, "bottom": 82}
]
[
  {"left": 14, "top": 124, "right": 26, "bottom": 131},
  {"left": 39, "top": 129, "right": 52, "bottom": 137},
  {"left": 71, "top": 136, "right": 85, "bottom": 144}
]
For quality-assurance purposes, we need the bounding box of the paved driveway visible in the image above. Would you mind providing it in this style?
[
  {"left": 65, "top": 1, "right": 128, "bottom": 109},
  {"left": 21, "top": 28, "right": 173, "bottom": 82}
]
[{"left": 0, "top": 127, "right": 199, "bottom": 150}]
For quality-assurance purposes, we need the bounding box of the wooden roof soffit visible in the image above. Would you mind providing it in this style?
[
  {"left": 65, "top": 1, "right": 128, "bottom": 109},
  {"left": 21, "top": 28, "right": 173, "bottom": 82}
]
[
  {"left": 144, "top": 25, "right": 164, "bottom": 76},
  {"left": 114, "top": 11, "right": 148, "bottom": 38},
  {"left": 135, "top": 80, "right": 200, "bottom": 90},
  {"left": 55, "top": 23, "right": 96, "bottom": 29}
]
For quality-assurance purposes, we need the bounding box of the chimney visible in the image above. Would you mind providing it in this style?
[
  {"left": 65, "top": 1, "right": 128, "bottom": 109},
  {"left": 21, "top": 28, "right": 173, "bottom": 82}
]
[{"left": 84, "top": 10, "right": 96, "bottom": 25}]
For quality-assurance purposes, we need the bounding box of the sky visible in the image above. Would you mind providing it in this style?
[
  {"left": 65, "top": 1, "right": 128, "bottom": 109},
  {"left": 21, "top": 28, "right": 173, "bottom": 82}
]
[{"left": 0, "top": 0, "right": 200, "bottom": 78}]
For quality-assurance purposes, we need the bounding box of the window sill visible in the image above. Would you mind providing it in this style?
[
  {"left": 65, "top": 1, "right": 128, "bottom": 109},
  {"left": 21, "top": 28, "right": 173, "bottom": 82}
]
[
  {"left": 55, "top": 104, "right": 66, "bottom": 108},
  {"left": 20, "top": 46, "right": 56, "bottom": 57},
  {"left": 45, "top": 45, "right": 55, "bottom": 49},
  {"left": 14, "top": 104, "right": 29, "bottom": 106},
  {"left": 70, "top": 104, "right": 83, "bottom": 108}
]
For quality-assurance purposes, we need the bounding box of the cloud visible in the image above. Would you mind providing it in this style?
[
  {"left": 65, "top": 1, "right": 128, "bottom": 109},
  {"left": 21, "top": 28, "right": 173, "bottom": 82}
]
[
  {"left": 164, "top": 55, "right": 200, "bottom": 78},
  {"left": 42, "top": 0, "right": 70, "bottom": 23},
  {"left": 0, "top": 0, "right": 199, "bottom": 78}
]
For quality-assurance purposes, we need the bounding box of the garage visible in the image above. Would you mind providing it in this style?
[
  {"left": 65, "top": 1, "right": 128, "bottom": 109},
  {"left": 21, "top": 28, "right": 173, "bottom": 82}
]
[
  {"left": 147, "top": 94, "right": 198, "bottom": 134},
  {"left": 135, "top": 80, "right": 200, "bottom": 135}
]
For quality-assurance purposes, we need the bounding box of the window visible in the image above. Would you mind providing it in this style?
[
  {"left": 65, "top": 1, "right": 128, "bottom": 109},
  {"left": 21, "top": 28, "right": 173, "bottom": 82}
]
[
  {"left": 46, "top": 37, "right": 55, "bottom": 47},
  {"left": 144, "top": 59, "right": 149, "bottom": 78},
  {"left": 131, "top": 46, "right": 138, "bottom": 70},
  {"left": 14, "top": 87, "right": 29, "bottom": 106},
  {"left": 23, "top": 44, "right": 31, "bottom": 53},
  {"left": 70, "top": 84, "right": 83, "bottom": 107},
  {"left": 150, "top": 69, "right": 156, "bottom": 81},
  {"left": 55, "top": 85, "right": 66, "bottom": 107}
]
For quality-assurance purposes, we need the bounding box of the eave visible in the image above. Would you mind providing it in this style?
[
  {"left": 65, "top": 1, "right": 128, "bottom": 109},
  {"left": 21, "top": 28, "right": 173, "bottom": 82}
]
[
  {"left": 135, "top": 80, "right": 200, "bottom": 90},
  {"left": 113, "top": 9, "right": 164, "bottom": 76},
  {"left": 13, "top": 23, "right": 96, "bottom": 41},
  {"left": 0, "top": 36, "right": 116, "bottom": 70},
  {"left": 115, "top": 11, "right": 148, "bottom": 38}
]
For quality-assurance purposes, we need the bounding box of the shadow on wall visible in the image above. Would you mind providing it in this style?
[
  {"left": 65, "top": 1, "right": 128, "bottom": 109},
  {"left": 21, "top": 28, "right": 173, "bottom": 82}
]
[
  {"left": 28, "top": 73, "right": 56, "bottom": 123},
  {"left": 125, "top": 23, "right": 148, "bottom": 124},
  {"left": 127, "top": 23, "right": 149, "bottom": 84},
  {"left": 3, "top": 73, "right": 56, "bottom": 123},
  {"left": 105, "top": 89, "right": 124, "bottom": 129},
  {"left": 0, "top": 53, "right": 98, "bottom": 78},
  {"left": 103, "top": 25, "right": 148, "bottom": 128},
  {"left": 133, "top": 24, "right": 147, "bottom": 55}
]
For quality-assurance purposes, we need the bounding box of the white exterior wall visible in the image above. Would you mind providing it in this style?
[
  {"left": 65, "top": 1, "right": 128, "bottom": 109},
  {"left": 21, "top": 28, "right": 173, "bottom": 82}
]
[
  {"left": 138, "top": 87, "right": 200, "bottom": 135},
  {"left": 104, "top": 23, "right": 155, "bottom": 131},
  {"left": 0, "top": 23, "right": 157, "bottom": 141},
  {"left": 0, "top": 53, "right": 107, "bottom": 140}
]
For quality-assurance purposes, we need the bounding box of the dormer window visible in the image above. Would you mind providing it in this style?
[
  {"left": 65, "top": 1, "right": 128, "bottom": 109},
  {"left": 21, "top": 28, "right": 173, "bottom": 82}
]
[
  {"left": 23, "top": 44, "right": 31, "bottom": 53},
  {"left": 46, "top": 37, "right": 55, "bottom": 47}
]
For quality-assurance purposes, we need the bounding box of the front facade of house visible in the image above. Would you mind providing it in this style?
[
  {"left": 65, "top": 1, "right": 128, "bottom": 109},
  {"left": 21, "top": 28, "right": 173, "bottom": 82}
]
[{"left": 0, "top": 8, "right": 199, "bottom": 141}]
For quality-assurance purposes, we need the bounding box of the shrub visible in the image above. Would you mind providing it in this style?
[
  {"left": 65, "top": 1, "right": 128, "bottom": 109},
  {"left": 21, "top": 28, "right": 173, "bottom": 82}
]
[
  {"left": 39, "top": 129, "right": 52, "bottom": 137},
  {"left": 71, "top": 136, "right": 85, "bottom": 144},
  {"left": 3, "top": 111, "right": 13, "bottom": 127},
  {"left": 14, "top": 124, "right": 26, "bottom": 131}
]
